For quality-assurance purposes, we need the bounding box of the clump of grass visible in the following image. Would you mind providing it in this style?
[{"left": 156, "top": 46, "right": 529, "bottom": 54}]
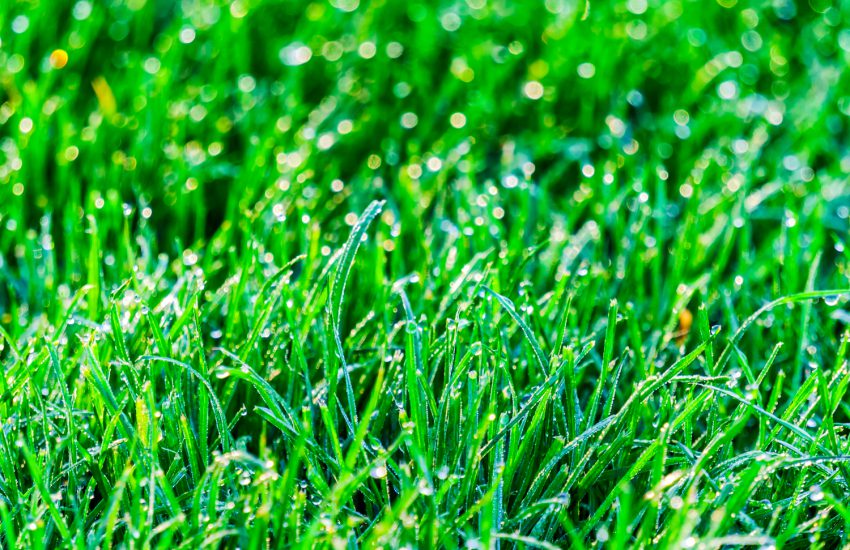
[{"left": 1, "top": 0, "right": 850, "bottom": 548}]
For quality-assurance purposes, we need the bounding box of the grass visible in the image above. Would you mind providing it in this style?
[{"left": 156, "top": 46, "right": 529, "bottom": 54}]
[{"left": 1, "top": 0, "right": 850, "bottom": 548}]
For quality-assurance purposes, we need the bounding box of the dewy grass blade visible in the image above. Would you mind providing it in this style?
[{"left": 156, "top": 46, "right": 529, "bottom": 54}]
[
  {"left": 21, "top": 442, "right": 71, "bottom": 540},
  {"left": 329, "top": 199, "right": 385, "bottom": 425},
  {"left": 583, "top": 299, "right": 618, "bottom": 432},
  {"left": 140, "top": 355, "right": 233, "bottom": 452},
  {"left": 484, "top": 286, "right": 548, "bottom": 373},
  {"left": 715, "top": 290, "right": 850, "bottom": 373},
  {"left": 330, "top": 200, "right": 385, "bottom": 326}
]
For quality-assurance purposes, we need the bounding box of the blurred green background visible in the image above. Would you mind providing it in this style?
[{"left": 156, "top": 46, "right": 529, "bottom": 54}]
[{"left": 1, "top": 0, "right": 848, "bottom": 324}]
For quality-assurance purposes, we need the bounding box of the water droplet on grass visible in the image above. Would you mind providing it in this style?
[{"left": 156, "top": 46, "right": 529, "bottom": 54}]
[
  {"left": 369, "top": 462, "right": 387, "bottom": 479},
  {"left": 417, "top": 479, "right": 434, "bottom": 495}
]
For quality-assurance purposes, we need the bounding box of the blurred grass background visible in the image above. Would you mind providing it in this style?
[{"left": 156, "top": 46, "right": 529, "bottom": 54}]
[{"left": 2, "top": 0, "right": 848, "bottom": 315}]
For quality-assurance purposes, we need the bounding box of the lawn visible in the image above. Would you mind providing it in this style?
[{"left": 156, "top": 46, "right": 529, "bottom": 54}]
[{"left": 1, "top": 0, "right": 850, "bottom": 548}]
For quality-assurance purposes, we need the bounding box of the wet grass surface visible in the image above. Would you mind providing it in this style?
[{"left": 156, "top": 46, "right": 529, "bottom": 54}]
[{"left": 1, "top": 0, "right": 850, "bottom": 548}]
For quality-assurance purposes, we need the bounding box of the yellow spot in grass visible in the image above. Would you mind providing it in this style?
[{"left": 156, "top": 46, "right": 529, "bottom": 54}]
[
  {"left": 677, "top": 308, "right": 693, "bottom": 347},
  {"left": 49, "top": 49, "right": 69, "bottom": 69},
  {"left": 91, "top": 76, "right": 117, "bottom": 116}
]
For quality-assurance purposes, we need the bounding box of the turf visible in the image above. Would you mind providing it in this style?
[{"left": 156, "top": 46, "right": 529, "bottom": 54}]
[{"left": 1, "top": 0, "right": 850, "bottom": 548}]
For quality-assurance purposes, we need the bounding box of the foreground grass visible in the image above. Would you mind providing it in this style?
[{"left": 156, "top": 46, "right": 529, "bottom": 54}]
[{"left": 2, "top": 0, "right": 850, "bottom": 548}]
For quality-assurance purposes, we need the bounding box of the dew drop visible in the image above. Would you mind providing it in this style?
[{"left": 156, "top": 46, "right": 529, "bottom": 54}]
[{"left": 369, "top": 462, "right": 387, "bottom": 479}]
